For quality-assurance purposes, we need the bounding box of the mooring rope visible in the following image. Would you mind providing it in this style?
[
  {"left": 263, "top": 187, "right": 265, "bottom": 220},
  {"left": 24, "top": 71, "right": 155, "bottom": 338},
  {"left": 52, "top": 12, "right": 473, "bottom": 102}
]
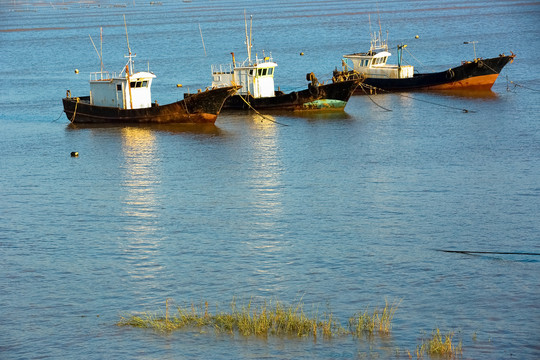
[
  {"left": 506, "top": 76, "right": 540, "bottom": 92},
  {"left": 237, "top": 93, "right": 289, "bottom": 126},
  {"left": 359, "top": 83, "right": 393, "bottom": 112},
  {"left": 52, "top": 110, "right": 64, "bottom": 122},
  {"left": 362, "top": 84, "right": 475, "bottom": 113},
  {"left": 70, "top": 97, "right": 80, "bottom": 122}
]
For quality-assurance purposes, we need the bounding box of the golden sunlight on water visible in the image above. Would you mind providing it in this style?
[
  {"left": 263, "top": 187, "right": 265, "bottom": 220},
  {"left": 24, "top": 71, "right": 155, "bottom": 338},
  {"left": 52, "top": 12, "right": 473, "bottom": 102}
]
[
  {"left": 120, "top": 127, "right": 160, "bottom": 219},
  {"left": 120, "top": 127, "right": 163, "bottom": 282},
  {"left": 245, "top": 114, "right": 284, "bottom": 226}
]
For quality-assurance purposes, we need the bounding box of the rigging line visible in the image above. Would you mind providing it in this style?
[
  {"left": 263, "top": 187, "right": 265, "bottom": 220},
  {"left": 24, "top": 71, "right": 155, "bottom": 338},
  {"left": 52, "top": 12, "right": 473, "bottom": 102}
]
[
  {"left": 237, "top": 93, "right": 289, "bottom": 126},
  {"left": 437, "top": 250, "right": 540, "bottom": 256},
  {"left": 403, "top": 47, "right": 436, "bottom": 73},
  {"left": 360, "top": 84, "right": 392, "bottom": 111}
]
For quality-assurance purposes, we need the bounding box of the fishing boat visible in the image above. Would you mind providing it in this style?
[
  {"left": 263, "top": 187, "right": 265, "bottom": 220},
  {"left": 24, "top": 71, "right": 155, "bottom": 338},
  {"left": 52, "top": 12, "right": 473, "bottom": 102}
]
[
  {"left": 63, "top": 25, "right": 239, "bottom": 124},
  {"left": 209, "top": 14, "right": 361, "bottom": 112},
  {"left": 212, "top": 53, "right": 360, "bottom": 111},
  {"left": 332, "top": 26, "right": 515, "bottom": 93}
]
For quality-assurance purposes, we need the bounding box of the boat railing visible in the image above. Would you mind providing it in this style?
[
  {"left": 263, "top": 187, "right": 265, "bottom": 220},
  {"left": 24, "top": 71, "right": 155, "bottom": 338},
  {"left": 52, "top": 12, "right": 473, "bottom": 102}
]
[
  {"left": 212, "top": 52, "right": 275, "bottom": 73},
  {"left": 211, "top": 63, "right": 234, "bottom": 74},
  {"left": 90, "top": 71, "right": 117, "bottom": 81}
]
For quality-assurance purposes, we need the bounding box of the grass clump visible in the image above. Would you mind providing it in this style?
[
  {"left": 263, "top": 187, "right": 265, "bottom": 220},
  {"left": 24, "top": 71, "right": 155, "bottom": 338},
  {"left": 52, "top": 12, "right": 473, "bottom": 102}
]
[
  {"left": 415, "top": 328, "right": 462, "bottom": 358},
  {"left": 348, "top": 298, "right": 400, "bottom": 336},
  {"left": 118, "top": 297, "right": 345, "bottom": 338}
]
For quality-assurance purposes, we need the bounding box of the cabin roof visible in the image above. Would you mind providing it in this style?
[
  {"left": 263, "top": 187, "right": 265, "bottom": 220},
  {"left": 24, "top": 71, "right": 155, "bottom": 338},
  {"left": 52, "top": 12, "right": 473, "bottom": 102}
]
[
  {"left": 128, "top": 71, "right": 156, "bottom": 79},
  {"left": 344, "top": 51, "right": 391, "bottom": 59}
]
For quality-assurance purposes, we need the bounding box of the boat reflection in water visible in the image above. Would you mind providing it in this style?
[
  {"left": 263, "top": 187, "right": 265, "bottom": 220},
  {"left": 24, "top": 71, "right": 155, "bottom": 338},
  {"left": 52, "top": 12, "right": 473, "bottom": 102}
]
[{"left": 67, "top": 122, "right": 222, "bottom": 136}]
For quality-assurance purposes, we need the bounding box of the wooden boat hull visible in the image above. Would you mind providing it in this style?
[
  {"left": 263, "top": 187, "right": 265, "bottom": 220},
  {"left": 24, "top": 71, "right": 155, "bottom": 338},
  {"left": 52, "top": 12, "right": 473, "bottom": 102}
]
[
  {"left": 222, "top": 79, "right": 360, "bottom": 111},
  {"left": 63, "top": 86, "right": 239, "bottom": 124},
  {"left": 334, "top": 54, "right": 515, "bottom": 93}
]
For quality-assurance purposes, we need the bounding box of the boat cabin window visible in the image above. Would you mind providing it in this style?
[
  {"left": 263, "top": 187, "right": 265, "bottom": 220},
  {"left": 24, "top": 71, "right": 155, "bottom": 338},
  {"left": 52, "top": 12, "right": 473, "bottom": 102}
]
[
  {"left": 117, "top": 84, "right": 122, "bottom": 91},
  {"left": 129, "top": 81, "right": 148, "bottom": 88},
  {"left": 268, "top": 68, "right": 273, "bottom": 75},
  {"left": 249, "top": 69, "right": 254, "bottom": 75},
  {"left": 258, "top": 68, "right": 268, "bottom": 76}
]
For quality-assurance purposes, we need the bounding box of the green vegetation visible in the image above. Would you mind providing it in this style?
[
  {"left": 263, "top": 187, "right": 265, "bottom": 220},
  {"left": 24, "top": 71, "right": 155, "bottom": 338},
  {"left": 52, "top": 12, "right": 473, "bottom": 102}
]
[
  {"left": 118, "top": 298, "right": 466, "bottom": 359},
  {"left": 414, "top": 328, "right": 463, "bottom": 358},
  {"left": 348, "top": 298, "right": 401, "bottom": 336},
  {"left": 117, "top": 297, "right": 397, "bottom": 338}
]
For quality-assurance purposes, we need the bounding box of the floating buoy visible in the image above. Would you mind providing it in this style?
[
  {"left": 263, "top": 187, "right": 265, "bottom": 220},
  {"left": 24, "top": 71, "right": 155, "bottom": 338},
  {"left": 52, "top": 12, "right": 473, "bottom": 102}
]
[
  {"left": 71, "top": 151, "right": 79, "bottom": 157},
  {"left": 415, "top": 35, "right": 419, "bottom": 39},
  {"left": 176, "top": 84, "right": 182, "bottom": 87},
  {"left": 300, "top": 52, "right": 304, "bottom": 56},
  {"left": 74, "top": 69, "right": 79, "bottom": 74}
]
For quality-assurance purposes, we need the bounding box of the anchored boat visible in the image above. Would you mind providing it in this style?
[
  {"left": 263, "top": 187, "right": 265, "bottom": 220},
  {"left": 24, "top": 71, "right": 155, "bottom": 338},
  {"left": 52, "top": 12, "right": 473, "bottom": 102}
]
[
  {"left": 63, "top": 26, "right": 238, "bottom": 124},
  {"left": 210, "top": 14, "right": 361, "bottom": 112},
  {"left": 333, "top": 27, "right": 515, "bottom": 93},
  {"left": 212, "top": 53, "right": 360, "bottom": 111}
]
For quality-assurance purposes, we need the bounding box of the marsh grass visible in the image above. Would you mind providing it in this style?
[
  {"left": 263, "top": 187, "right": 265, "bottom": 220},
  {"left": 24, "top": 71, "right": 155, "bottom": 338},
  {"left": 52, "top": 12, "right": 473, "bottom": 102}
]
[
  {"left": 117, "top": 298, "right": 396, "bottom": 339},
  {"left": 415, "top": 328, "right": 463, "bottom": 358},
  {"left": 348, "top": 299, "right": 400, "bottom": 336}
]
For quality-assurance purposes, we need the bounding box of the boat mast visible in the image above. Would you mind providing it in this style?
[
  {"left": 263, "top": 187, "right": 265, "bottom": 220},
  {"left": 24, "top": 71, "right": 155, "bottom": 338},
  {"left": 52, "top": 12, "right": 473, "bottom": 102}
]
[
  {"left": 464, "top": 41, "right": 478, "bottom": 60},
  {"left": 244, "top": 10, "right": 253, "bottom": 63},
  {"left": 124, "top": 15, "right": 133, "bottom": 110},
  {"left": 100, "top": 27, "right": 103, "bottom": 75}
]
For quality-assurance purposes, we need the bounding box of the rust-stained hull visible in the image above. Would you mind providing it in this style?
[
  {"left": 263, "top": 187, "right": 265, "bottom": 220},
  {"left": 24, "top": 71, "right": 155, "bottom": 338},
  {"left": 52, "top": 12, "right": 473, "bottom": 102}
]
[
  {"left": 222, "top": 79, "right": 361, "bottom": 111},
  {"left": 63, "top": 86, "right": 239, "bottom": 124},
  {"left": 334, "top": 54, "right": 515, "bottom": 93}
]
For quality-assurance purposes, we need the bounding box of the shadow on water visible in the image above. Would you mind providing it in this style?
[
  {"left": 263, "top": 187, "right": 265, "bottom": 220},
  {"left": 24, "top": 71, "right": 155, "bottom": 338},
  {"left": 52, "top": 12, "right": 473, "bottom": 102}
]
[
  {"left": 435, "top": 249, "right": 540, "bottom": 263},
  {"left": 221, "top": 108, "right": 355, "bottom": 124},
  {"left": 429, "top": 89, "right": 500, "bottom": 100},
  {"left": 65, "top": 122, "right": 223, "bottom": 136}
]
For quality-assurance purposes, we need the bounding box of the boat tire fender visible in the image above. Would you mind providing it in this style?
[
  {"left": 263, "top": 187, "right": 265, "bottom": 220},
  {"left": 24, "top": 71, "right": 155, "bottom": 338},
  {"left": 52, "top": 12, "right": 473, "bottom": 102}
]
[
  {"left": 291, "top": 91, "right": 299, "bottom": 102},
  {"left": 446, "top": 69, "right": 455, "bottom": 79}
]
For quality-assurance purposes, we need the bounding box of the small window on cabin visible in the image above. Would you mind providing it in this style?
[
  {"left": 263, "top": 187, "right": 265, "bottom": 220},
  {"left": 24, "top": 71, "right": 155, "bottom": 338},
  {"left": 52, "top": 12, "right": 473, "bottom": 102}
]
[
  {"left": 249, "top": 69, "right": 254, "bottom": 75},
  {"left": 117, "top": 84, "right": 122, "bottom": 91},
  {"left": 268, "top": 68, "right": 273, "bottom": 75},
  {"left": 262, "top": 68, "right": 267, "bottom": 76},
  {"left": 257, "top": 69, "right": 263, "bottom": 76},
  {"left": 130, "top": 82, "right": 135, "bottom": 88},
  {"left": 142, "top": 81, "right": 148, "bottom": 87}
]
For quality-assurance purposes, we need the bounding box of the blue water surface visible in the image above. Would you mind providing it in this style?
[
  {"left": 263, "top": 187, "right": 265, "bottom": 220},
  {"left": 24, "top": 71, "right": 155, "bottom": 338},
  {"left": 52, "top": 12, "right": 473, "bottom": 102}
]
[{"left": 1, "top": 1, "right": 539, "bottom": 359}]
